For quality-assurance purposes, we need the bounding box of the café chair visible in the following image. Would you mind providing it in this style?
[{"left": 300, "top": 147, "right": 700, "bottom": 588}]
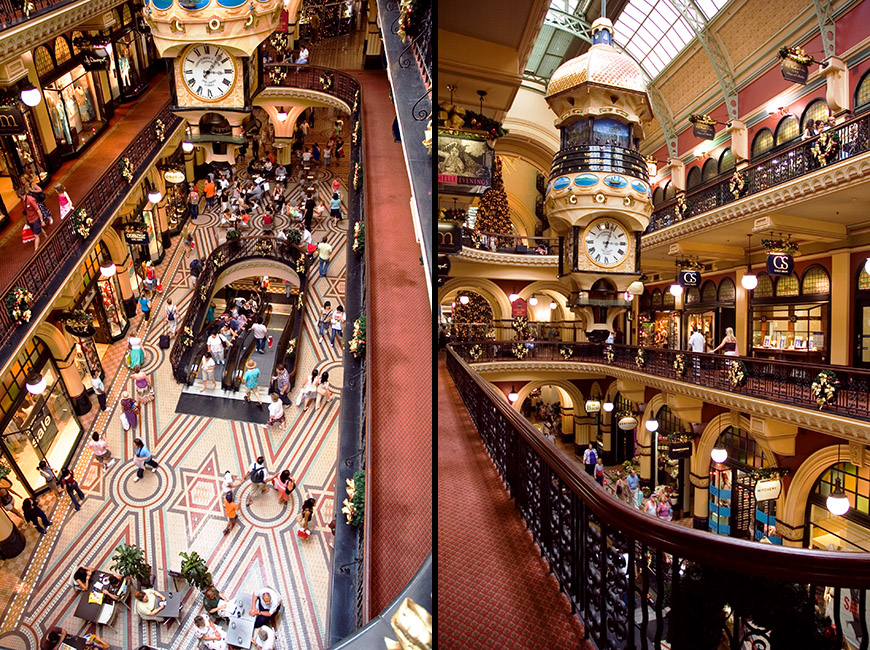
[{"left": 97, "top": 601, "right": 118, "bottom": 629}]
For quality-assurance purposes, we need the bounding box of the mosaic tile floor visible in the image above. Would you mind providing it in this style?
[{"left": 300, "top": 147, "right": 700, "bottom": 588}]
[{"left": 0, "top": 112, "right": 349, "bottom": 650}]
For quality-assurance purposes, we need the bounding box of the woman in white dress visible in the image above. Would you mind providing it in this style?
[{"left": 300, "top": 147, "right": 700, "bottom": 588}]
[{"left": 193, "top": 614, "right": 227, "bottom": 650}]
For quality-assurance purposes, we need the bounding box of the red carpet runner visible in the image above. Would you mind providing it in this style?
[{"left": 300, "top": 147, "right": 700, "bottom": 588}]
[
  {"left": 438, "top": 354, "right": 589, "bottom": 649},
  {"left": 355, "top": 70, "right": 432, "bottom": 617}
]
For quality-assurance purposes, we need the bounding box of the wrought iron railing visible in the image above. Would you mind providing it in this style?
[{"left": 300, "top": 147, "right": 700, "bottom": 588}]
[
  {"left": 260, "top": 63, "right": 359, "bottom": 109},
  {"left": 459, "top": 227, "right": 559, "bottom": 255},
  {"left": 0, "top": 103, "right": 182, "bottom": 358},
  {"left": 451, "top": 341, "right": 870, "bottom": 421},
  {"left": 550, "top": 145, "right": 649, "bottom": 182},
  {"left": 443, "top": 320, "right": 587, "bottom": 342},
  {"left": 0, "top": 0, "right": 74, "bottom": 31},
  {"left": 648, "top": 112, "right": 870, "bottom": 233},
  {"left": 397, "top": 6, "right": 431, "bottom": 92},
  {"left": 447, "top": 345, "right": 870, "bottom": 649}
]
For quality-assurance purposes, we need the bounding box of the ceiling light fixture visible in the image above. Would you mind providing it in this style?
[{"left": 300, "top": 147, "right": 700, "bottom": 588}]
[
  {"left": 20, "top": 83, "right": 41, "bottom": 107},
  {"left": 827, "top": 445, "right": 850, "bottom": 516},
  {"left": 276, "top": 106, "right": 288, "bottom": 122},
  {"left": 508, "top": 385, "right": 518, "bottom": 403},
  {"left": 741, "top": 234, "right": 757, "bottom": 290}
]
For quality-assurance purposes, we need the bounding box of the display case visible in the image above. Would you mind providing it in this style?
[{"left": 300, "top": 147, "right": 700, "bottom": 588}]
[
  {"left": 751, "top": 302, "right": 828, "bottom": 363},
  {"left": 43, "top": 66, "right": 106, "bottom": 155}
]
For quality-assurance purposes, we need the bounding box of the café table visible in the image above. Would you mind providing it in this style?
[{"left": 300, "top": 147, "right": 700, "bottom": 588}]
[
  {"left": 224, "top": 594, "right": 256, "bottom": 649},
  {"left": 74, "top": 571, "right": 117, "bottom": 623}
]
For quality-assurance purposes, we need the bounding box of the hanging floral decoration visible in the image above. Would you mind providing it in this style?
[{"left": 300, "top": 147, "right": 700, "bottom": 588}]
[
  {"left": 673, "top": 353, "right": 687, "bottom": 376},
  {"left": 295, "top": 257, "right": 306, "bottom": 274},
  {"left": 60, "top": 310, "right": 94, "bottom": 334},
  {"left": 255, "top": 239, "right": 273, "bottom": 256},
  {"left": 198, "top": 286, "right": 208, "bottom": 302},
  {"left": 675, "top": 194, "right": 687, "bottom": 220},
  {"left": 689, "top": 114, "right": 717, "bottom": 126},
  {"left": 22, "top": 0, "right": 34, "bottom": 15},
  {"left": 438, "top": 102, "right": 508, "bottom": 139},
  {"left": 353, "top": 162, "right": 362, "bottom": 191},
  {"left": 352, "top": 221, "right": 365, "bottom": 254},
  {"left": 119, "top": 157, "right": 134, "bottom": 183},
  {"left": 512, "top": 342, "right": 529, "bottom": 359},
  {"left": 761, "top": 238, "right": 799, "bottom": 255},
  {"left": 778, "top": 45, "right": 814, "bottom": 65},
  {"left": 269, "top": 67, "right": 287, "bottom": 85},
  {"left": 811, "top": 370, "right": 840, "bottom": 409},
  {"left": 635, "top": 348, "right": 647, "bottom": 369},
  {"left": 349, "top": 316, "right": 366, "bottom": 358},
  {"left": 559, "top": 344, "right": 574, "bottom": 359},
  {"left": 352, "top": 89, "right": 360, "bottom": 114},
  {"left": 286, "top": 338, "right": 296, "bottom": 356},
  {"left": 604, "top": 345, "right": 615, "bottom": 363},
  {"left": 729, "top": 171, "right": 746, "bottom": 199},
  {"left": 440, "top": 208, "right": 466, "bottom": 223},
  {"left": 397, "top": 0, "right": 428, "bottom": 42},
  {"left": 728, "top": 359, "right": 748, "bottom": 388},
  {"left": 297, "top": 293, "right": 304, "bottom": 310},
  {"left": 212, "top": 250, "right": 226, "bottom": 267},
  {"left": 748, "top": 467, "right": 789, "bottom": 481},
  {"left": 675, "top": 257, "right": 703, "bottom": 271},
  {"left": 6, "top": 287, "right": 34, "bottom": 325},
  {"left": 180, "top": 326, "right": 194, "bottom": 348},
  {"left": 269, "top": 32, "right": 290, "bottom": 54},
  {"left": 352, "top": 120, "right": 360, "bottom": 146},
  {"left": 71, "top": 207, "right": 93, "bottom": 238},
  {"left": 811, "top": 131, "right": 840, "bottom": 166},
  {"left": 468, "top": 344, "right": 483, "bottom": 361},
  {"left": 319, "top": 71, "right": 334, "bottom": 91},
  {"left": 153, "top": 119, "right": 166, "bottom": 142}
]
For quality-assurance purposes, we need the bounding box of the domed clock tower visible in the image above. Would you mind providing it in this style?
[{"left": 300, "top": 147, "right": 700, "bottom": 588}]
[
  {"left": 544, "top": 18, "right": 653, "bottom": 338},
  {"left": 142, "top": 0, "right": 301, "bottom": 163}
]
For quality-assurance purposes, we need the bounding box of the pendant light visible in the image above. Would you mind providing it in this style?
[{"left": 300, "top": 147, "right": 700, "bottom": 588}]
[
  {"left": 147, "top": 189, "right": 162, "bottom": 204},
  {"left": 507, "top": 386, "right": 519, "bottom": 403},
  {"left": 669, "top": 284, "right": 683, "bottom": 297},
  {"left": 509, "top": 292, "right": 520, "bottom": 303},
  {"left": 99, "top": 263, "right": 117, "bottom": 278},
  {"left": 550, "top": 300, "right": 558, "bottom": 310},
  {"left": 528, "top": 295, "right": 538, "bottom": 306},
  {"left": 827, "top": 446, "right": 850, "bottom": 516},
  {"left": 25, "top": 371, "right": 47, "bottom": 395},
  {"left": 644, "top": 419, "right": 659, "bottom": 433},
  {"left": 182, "top": 141, "right": 194, "bottom": 153},
  {"left": 602, "top": 401, "right": 614, "bottom": 413},
  {"left": 741, "top": 234, "right": 758, "bottom": 290},
  {"left": 276, "top": 107, "right": 288, "bottom": 122},
  {"left": 458, "top": 293, "right": 469, "bottom": 305},
  {"left": 711, "top": 442, "right": 728, "bottom": 464},
  {"left": 20, "top": 82, "right": 41, "bottom": 107}
]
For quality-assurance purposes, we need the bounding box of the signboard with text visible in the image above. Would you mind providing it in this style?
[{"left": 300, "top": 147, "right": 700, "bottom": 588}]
[
  {"left": 669, "top": 441, "right": 693, "bottom": 459},
  {"left": 0, "top": 106, "right": 26, "bottom": 134},
  {"left": 753, "top": 478, "right": 782, "bottom": 502},
  {"left": 678, "top": 270, "right": 701, "bottom": 287},
  {"left": 692, "top": 122, "right": 716, "bottom": 140},
  {"left": 781, "top": 58, "right": 809, "bottom": 85},
  {"left": 766, "top": 253, "right": 794, "bottom": 276},
  {"left": 437, "top": 133, "right": 494, "bottom": 196}
]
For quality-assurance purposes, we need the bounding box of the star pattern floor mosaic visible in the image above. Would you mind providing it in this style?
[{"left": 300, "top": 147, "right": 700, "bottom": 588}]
[{"left": 0, "top": 115, "right": 350, "bottom": 650}]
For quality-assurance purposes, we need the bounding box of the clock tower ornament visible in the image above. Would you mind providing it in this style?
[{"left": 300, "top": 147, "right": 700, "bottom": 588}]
[{"left": 543, "top": 17, "right": 653, "bottom": 334}]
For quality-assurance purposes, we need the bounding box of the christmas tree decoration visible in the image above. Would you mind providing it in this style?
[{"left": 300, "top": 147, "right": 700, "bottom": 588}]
[
  {"left": 452, "top": 292, "right": 492, "bottom": 339},
  {"left": 474, "top": 157, "right": 512, "bottom": 235}
]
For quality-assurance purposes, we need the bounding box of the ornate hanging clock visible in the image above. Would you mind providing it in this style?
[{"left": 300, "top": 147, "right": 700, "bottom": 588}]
[{"left": 179, "top": 44, "right": 238, "bottom": 102}]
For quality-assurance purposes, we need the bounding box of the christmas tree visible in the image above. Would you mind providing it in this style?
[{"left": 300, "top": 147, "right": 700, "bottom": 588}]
[
  {"left": 453, "top": 292, "right": 493, "bottom": 339},
  {"left": 475, "top": 157, "right": 512, "bottom": 235}
]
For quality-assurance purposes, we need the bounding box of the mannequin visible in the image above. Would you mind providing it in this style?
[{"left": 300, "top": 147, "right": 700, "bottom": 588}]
[
  {"left": 62, "top": 86, "right": 82, "bottom": 133},
  {"left": 46, "top": 94, "right": 71, "bottom": 145},
  {"left": 118, "top": 44, "right": 132, "bottom": 87},
  {"left": 74, "top": 83, "right": 94, "bottom": 122}
]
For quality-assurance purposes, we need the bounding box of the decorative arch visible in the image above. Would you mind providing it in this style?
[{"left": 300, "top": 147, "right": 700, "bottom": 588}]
[
  {"left": 718, "top": 148, "right": 735, "bottom": 173},
  {"left": 692, "top": 414, "right": 776, "bottom": 483},
  {"left": 35, "top": 321, "right": 74, "bottom": 362},
  {"left": 801, "top": 98, "right": 829, "bottom": 131},
  {"left": 438, "top": 277, "right": 512, "bottom": 322},
  {"left": 214, "top": 261, "right": 301, "bottom": 290},
  {"left": 686, "top": 166, "right": 702, "bottom": 190},
  {"left": 701, "top": 157, "right": 718, "bottom": 182},
  {"left": 855, "top": 68, "right": 870, "bottom": 112},
  {"left": 638, "top": 393, "right": 667, "bottom": 449},
  {"left": 751, "top": 128, "right": 774, "bottom": 159},
  {"left": 100, "top": 229, "right": 128, "bottom": 265},
  {"left": 774, "top": 115, "right": 800, "bottom": 146},
  {"left": 510, "top": 379, "right": 585, "bottom": 417},
  {"left": 778, "top": 444, "right": 849, "bottom": 548}
]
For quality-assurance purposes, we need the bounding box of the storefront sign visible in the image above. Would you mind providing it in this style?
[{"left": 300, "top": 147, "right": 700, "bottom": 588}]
[
  {"left": 0, "top": 106, "right": 26, "bottom": 134},
  {"left": 511, "top": 298, "right": 527, "bottom": 318},
  {"left": 692, "top": 123, "right": 716, "bottom": 140},
  {"left": 82, "top": 49, "right": 111, "bottom": 71},
  {"left": 753, "top": 478, "right": 782, "bottom": 502},
  {"left": 781, "top": 58, "right": 809, "bottom": 85},
  {"left": 164, "top": 170, "right": 186, "bottom": 184},
  {"left": 766, "top": 253, "right": 794, "bottom": 276},
  {"left": 437, "top": 133, "right": 494, "bottom": 196},
  {"left": 438, "top": 222, "right": 462, "bottom": 254},
  {"left": 830, "top": 589, "right": 870, "bottom": 649},
  {"left": 124, "top": 227, "right": 149, "bottom": 245},
  {"left": 669, "top": 441, "right": 693, "bottom": 459},
  {"left": 678, "top": 270, "right": 701, "bottom": 287}
]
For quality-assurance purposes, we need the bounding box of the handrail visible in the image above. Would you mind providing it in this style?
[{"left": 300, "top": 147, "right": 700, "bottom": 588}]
[
  {"left": 269, "top": 293, "right": 303, "bottom": 390},
  {"left": 0, "top": 103, "right": 182, "bottom": 359},
  {"left": 648, "top": 111, "right": 870, "bottom": 232},
  {"left": 446, "top": 344, "right": 870, "bottom": 648},
  {"left": 225, "top": 303, "right": 272, "bottom": 391},
  {"left": 457, "top": 227, "right": 559, "bottom": 254},
  {"left": 260, "top": 63, "right": 359, "bottom": 109},
  {"left": 452, "top": 341, "right": 870, "bottom": 420}
]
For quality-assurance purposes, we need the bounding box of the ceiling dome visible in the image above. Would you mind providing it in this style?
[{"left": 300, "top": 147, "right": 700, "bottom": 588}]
[{"left": 546, "top": 18, "right": 647, "bottom": 98}]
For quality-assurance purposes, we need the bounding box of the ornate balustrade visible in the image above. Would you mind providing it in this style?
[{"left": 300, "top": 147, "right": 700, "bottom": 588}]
[
  {"left": 452, "top": 341, "right": 870, "bottom": 421},
  {"left": 446, "top": 345, "right": 870, "bottom": 649},
  {"left": 648, "top": 112, "right": 870, "bottom": 233},
  {"left": 260, "top": 63, "right": 359, "bottom": 110},
  {"left": 459, "top": 227, "right": 559, "bottom": 255},
  {"left": 0, "top": 0, "right": 72, "bottom": 31},
  {"left": 550, "top": 144, "right": 649, "bottom": 182},
  {"left": 0, "top": 103, "right": 182, "bottom": 361}
]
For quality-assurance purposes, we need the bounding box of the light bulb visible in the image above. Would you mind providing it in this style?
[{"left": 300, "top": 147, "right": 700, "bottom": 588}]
[
  {"left": 26, "top": 373, "right": 46, "bottom": 395},
  {"left": 602, "top": 402, "right": 614, "bottom": 412},
  {"left": 741, "top": 274, "right": 758, "bottom": 290},
  {"left": 509, "top": 293, "right": 519, "bottom": 302},
  {"left": 644, "top": 419, "right": 659, "bottom": 433},
  {"left": 550, "top": 301, "right": 557, "bottom": 310},
  {"left": 864, "top": 258, "right": 870, "bottom": 275},
  {"left": 711, "top": 444, "right": 728, "bottom": 464},
  {"left": 528, "top": 296, "right": 538, "bottom": 306},
  {"left": 458, "top": 294, "right": 469, "bottom": 305},
  {"left": 182, "top": 141, "right": 194, "bottom": 153},
  {"left": 827, "top": 479, "right": 850, "bottom": 516},
  {"left": 20, "top": 85, "right": 41, "bottom": 107},
  {"left": 148, "top": 190, "right": 162, "bottom": 204},
  {"left": 99, "top": 263, "right": 117, "bottom": 278},
  {"left": 508, "top": 386, "right": 518, "bottom": 402},
  {"left": 276, "top": 107, "right": 288, "bottom": 122},
  {"left": 669, "top": 284, "right": 683, "bottom": 297}
]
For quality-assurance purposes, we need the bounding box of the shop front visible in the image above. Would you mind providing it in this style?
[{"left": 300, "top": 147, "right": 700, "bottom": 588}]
[
  {"left": 0, "top": 339, "right": 85, "bottom": 496},
  {"left": 122, "top": 184, "right": 164, "bottom": 268},
  {"left": 109, "top": 4, "right": 152, "bottom": 101},
  {"left": 606, "top": 392, "right": 635, "bottom": 465},
  {"left": 162, "top": 167, "right": 190, "bottom": 235},
  {"left": 639, "top": 287, "right": 679, "bottom": 349},
  {"left": 651, "top": 405, "right": 692, "bottom": 519},
  {"left": 749, "top": 266, "right": 830, "bottom": 364},
  {"left": 42, "top": 64, "right": 108, "bottom": 158},
  {"left": 682, "top": 277, "right": 736, "bottom": 351},
  {"left": 807, "top": 461, "right": 870, "bottom": 551},
  {"left": 0, "top": 101, "right": 50, "bottom": 219}
]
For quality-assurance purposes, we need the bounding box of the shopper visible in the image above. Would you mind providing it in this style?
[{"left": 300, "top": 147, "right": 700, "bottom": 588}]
[
  {"left": 208, "top": 330, "right": 228, "bottom": 365},
  {"left": 121, "top": 391, "right": 139, "bottom": 433},
  {"left": 297, "top": 368, "right": 318, "bottom": 411},
  {"left": 139, "top": 292, "right": 151, "bottom": 322},
  {"left": 329, "top": 192, "right": 341, "bottom": 223},
  {"left": 188, "top": 185, "right": 201, "bottom": 220},
  {"left": 330, "top": 304, "right": 346, "bottom": 351},
  {"left": 627, "top": 468, "right": 640, "bottom": 508},
  {"left": 22, "top": 498, "right": 52, "bottom": 534},
  {"left": 21, "top": 189, "right": 42, "bottom": 250},
  {"left": 315, "top": 371, "right": 334, "bottom": 409},
  {"left": 594, "top": 457, "right": 605, "bottom": 486},
  {"left": 252, "top": 317, "right": 268, "bottom": 354},
  {"left": 54, "top": 183, "right": 73, "bottom": 220},
  {"left": 131, "top": 365, "right": 153, "bottom": 405},
  {"left": 252, "top": 625, "right": 276, "bottom": 650},
  {"left": 223, "top": 490, "right": 241, "bottom": 535},
  {"left": 200, "top": 351, "right": 217, "bottom": 391},
  {"left": 165, "top": 298, "right": 178, "bottom": 338},
  {"left": 582, "top": 443, "right": 597, "bottom": 476},
  {"left": 265, "top": 393, "right": 286, "bottom": 433},
  {"left": 127, "top": 334, "right": 145, "bottom": 368},
  {"left": 26, "top": 176, "right": 53, "bottom": 225},
  {"left": 712, "top": 327, "right": 739, "bottom": 356},
  {"left": 271, "top": 363, "right": 292, "bottom": 406},
  {"left": 204, "top": 177, "right": 216, "bottom": 209},
  {"left": 297, "top": 497, "right": 316, "bottom": 538},
  {"left": 271, "top": 469, "right": 295, "bottom": 504},
  {"left": 243, "top": 360, "right": 263, "bottom": 405},
  {"left": 132, "top": 438, "right": 159, "bottom": 482},
  {"left": 323, "top": 145, "right": 332, "bottom": 168},
  {"left": 37, "top": 460, "right": 62, "bottom": 494},
  {"left": 59, "top": 468, "right": 85, "bottom": 511},
  {"left": 88, "top": 432, "right": 116, "bottom": 472},
  {"left": 312, "top": 143, "right": 321, "bottom": 164},
  {"left": 245, "top": 455, "right": 270, "bottom": 506},
  {"left": 316, "top": 236, "right": 333, "bottom": 278},
  {"left": 91, "top": 370, "right": 107, "bottom": 411}
]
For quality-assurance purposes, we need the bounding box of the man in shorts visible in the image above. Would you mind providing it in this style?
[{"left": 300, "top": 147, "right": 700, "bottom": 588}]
[
  {"left": 245, "top": 455, "right": 270, "bottom": 506},
  {"left": 88, "top": 432, "right": 116, "bottom": 472},
  {"left": 243, "top": 359, "right": 262, "bottom": 404}
]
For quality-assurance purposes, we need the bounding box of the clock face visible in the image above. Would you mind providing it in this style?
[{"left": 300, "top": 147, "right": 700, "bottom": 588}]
[
  {"left": 583, "top": 218, "right": 630, "bottom": 268},
  {"left": 181, "top": 45, "right": 237, "bottom": 101}
]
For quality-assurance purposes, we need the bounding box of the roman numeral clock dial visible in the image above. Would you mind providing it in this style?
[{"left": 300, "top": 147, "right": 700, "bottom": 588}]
[
  {"left": 181, "top": 44, "right": 237, "bottom": 102},
  {"left": 583, "top": 218, "right": 629, "bottom": 268}
]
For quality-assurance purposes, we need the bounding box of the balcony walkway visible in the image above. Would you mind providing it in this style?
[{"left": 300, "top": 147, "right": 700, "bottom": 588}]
[
  {"left": 438, "top": 353, "right": 588, "bottom": 649},
  {"left": 357, "top": 69, "right": 433, "bottom": 618},
  {"left": 0, "top": 74, "right": 170, "bottom": 292}
]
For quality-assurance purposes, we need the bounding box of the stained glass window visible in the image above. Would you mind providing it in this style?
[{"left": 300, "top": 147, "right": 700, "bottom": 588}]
[
  {"left": 754, "top": 274, "right": 773, "bottom": 298},
  {"left": 686, "top": 166, "right": 701, "bottom": 189},
  {"left": 663, "top": 291, "right": 675, "bottom": 309},
  {"left": 856, "top": 71, "right": 870, "bottom": 109},
  {"left": 664, "top": 181, "right": 676, "bottom": 200},
  {"left": 71, "top": 31, "right": 83, "bottom": 54},
  {"left": 719, "top": 148, "right": 735, "bottom": 173},
  {"left": 801, "top": 266, "right": 830, "bottom": 295},
  {"left": 814, "top": 462, "right": 870, "bottom": 517},
  {"left": 652, "top": 288, "right": 663, "bottom": 308},
  {"left": 702, "top": 158, "right": 718, "bottom": 181},
  {"left": 54, "top": 37, "right": 71, "bottom": 65},
  {"left": 717, "top": 426, "right": 766, "bottom": 469},
  {"left": 752, "top": 129, "right": 774, "bottom": 159},
  {"left": 775, "top": 273, "right": 799, "bottom": 297},
  {"left": 686, "top": 287, "right": 700, "bottom": 304},
  {"left": 653, "top": 186, "right": 664, "bottom": 205},
  {"left": 701, "top": 281, "right": 717, "bottom": 303},
  {"left": 34, "top": 46, "right": 53, "bottom": 78},
  {"left": 718, "top": 278, "right": 736, "bottom": 303},
  {"left": 802, "top": 99, "right": 829, "bottom": 131},
  {"left": 859, "top": 268, "right": 870, "bottom": 291},
  {"left": 775, "top": 116, "right": 799, "bottom": 146}
]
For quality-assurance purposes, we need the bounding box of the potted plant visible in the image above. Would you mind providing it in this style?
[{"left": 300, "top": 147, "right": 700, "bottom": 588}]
[
  {"left": 179, "top": 550, "right": 213, "bottom": 592},
  {"left": 111, "top": 543, "right": 153, "bottom": 587},
  {"left": 285, "top": 227, "right": 302, "bottom": 245}
]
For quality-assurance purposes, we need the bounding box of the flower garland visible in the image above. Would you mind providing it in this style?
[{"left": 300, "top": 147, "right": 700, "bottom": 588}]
[
  {"left": 675, "top": 194, "right": 687, "bottom": 221},
  {"left": 286, "top": 338, "right": 296, "bottom": 356},
  {"left": 180, "top": 326, "right": 194, "bottom": 347},
  {"left": 559, "top": 344, "right": 574, "bottom": 359},
  {"left": 212, "top": 250, "right": 226, "bottom": 267},
  {"left": 512, "top": 342, "right": 529, "bottom": 359},
  {"left": 153, "top": 119, "right": 166, "bottom": 142},
  {"left": 297, "top": 293, "right": 304, "bottom": 310},
  {"left": 673, "top": 353, "right": 686, "bottom": 376},
  {"left": 198, "top": 286, "right": 208, "bottom": 302},
  {"left": 352, "top": 89, "right": 360, "bottom": 114},
  {"left": 268, "top": 67, "right": 287, "bottom": 85},
  {"left": 635, "top": 348, "right": 647, "bottom": 369},
  {"left": 811, "top": 131, "right": 840, "bottom": 166},
  {"left": 604, "top": 345, "right": 614, "bottom": 363},
  {"left": 761, "top": 238, "right": 799, "bottom": 255},
  {"left": 811, "top": 370, "right": 840, "bottom": 409},
  {"left": 269, "top": 32, "right": 290, "bottom": 54},
  {"left": 511, "top": 316, "right": 529, "bottom": 332},
  {"left": 440, "top": 208, "right": 466, "bottom": 223},
  {"left": 352, "top": 120, "right": 360, "bottom": 145},
  {"left": 779, "top": 45, "right": 814, "bottom": 65},
  {"left": 255, "top": 239, "right": 272, "bottom": 256},
  {"left": 119, "top": 157, "right": 134, "bottom": 184},
  {"left": 319, "top": 71, "right": 334, "bottom": 91},
  {"left": 353, "top": 162, "right": 362, "bottom": 191},
  {"left": 468, "top": 344, "right": 483, "bottom": 361},
  {"left": 729, "top": 171, "right": 745, "bottom": 199},
  {"left": 349, "top": 316, "right": 366, "bottom": 358},
  {"left": 296, "top": 257, "right": 306, "bottom": 274},
  {"left": 689, "top": 113, "right": 716, "bottom": 126},
  {"left": 352, "top": 221, "right": 364, "bottom": 254},
  {"left": 61, "top": 310, "right": 94, "bottom": 333},
  {"left": 675, "top": 258, "right": 703, "bottom": 271},
  {"left": 748, "top": 467, "right": 789, "bottom": 481},
  {"left": 728, "top": 359, "right": 748, "bottom": 388},
  {"left": 71, "top": 207, "right": 93, "bottom": 238}
]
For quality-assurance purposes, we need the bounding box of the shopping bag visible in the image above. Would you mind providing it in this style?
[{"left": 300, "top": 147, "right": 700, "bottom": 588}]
[
  {"left": 268, "top": 336, "right": 273, "bottom": 348},
  {"left": 120, "top": 412, "right": 130, "bottom": 431},
  {"left": 156, "top": 280, "right": 163, "bottom": 292},
  {"left": 296, "top": 528, "right": 310, "bottom": 539},
  {"left": 22, "top": 224, "right": 33, "bottom": 244},
  {"left": 125, "top": 352, "right": 133, "bottom": 367}
]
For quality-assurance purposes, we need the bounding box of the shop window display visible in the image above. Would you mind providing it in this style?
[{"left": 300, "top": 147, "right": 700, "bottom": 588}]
[
  {"left": 752, "top": 303, "right": 827, "bottom": 356},
  {"left": 43, "top": 66, "right": 105, "bottom": 153},
  {"left": 808, "top": 462, "right": 870, "bottom": 552},
  {"left": 0, "top": 107, "right": 49, "bottom": 195},
  {"left": 115, "top": 33, "right": 143, "bottom": 94}
]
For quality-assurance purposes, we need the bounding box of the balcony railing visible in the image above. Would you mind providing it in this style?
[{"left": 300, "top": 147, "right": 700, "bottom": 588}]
[
  {"left": 260, "top": 63, "right": 359, "bottom": 109},
  {"left": 446, "top": 345, "right": 870, "bottom": 649},
  {"left": 648, "top": 111, "right": 870, "bottom": 233},
  {"left": 459, "top": 227, "right": 559, "bottom": 255},
  {"left": 550, "top": 145, "right": 649, "bottom": 182},
  {"left": 451, "top": 341, "right": 870, "bottom": 421},
  {"left": 0, "top": 103, "right": 182, "bottom": 358},
  {"left": 0, "top": 0, "right": 74, "bottom": 32}
]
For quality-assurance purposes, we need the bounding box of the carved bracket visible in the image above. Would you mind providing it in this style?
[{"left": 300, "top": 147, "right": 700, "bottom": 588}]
[{"left": 750, "top": 416, "right": 797, "bottom": 456}]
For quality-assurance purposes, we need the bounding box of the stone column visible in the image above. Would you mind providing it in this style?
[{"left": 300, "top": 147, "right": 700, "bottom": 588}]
[
  {"left": 636, "top": 437, "right": 652, "bottom": 488},
  {"left": 691, "top": 471, "right": 710, "bottom": 530},
  {"left": 116, "top": 256, "right": 138, "bottom": 318},
  {"left": 573, "top": 415, "right": 595, "bottom": 456},
  {"left": 560, "top": 405, "right": 574, "bottom": 444},
  {"left": 830, "top": 251, "right": 851, "bottom": 365},
  {"left": 55, "top": 346, "right": 92, "bottom": 416}
]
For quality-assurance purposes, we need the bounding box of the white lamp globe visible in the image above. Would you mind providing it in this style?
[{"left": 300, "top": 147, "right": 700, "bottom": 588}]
[
  {"left": 528, "top": 295, "right": 538, "bottom": 306},
  {"left": 644, "top": 419, "right": 659, "bottom": 433},
  {"left": 507, "top": 386, "right": 519, "bottom": 403},
  {"left": 627, "top": 280, "right": 644, "bottom": 295},
  {"left": 827, "top": 480, "right": 850, "bottom": 516},
  {"left": 669, "top": 284, "right": 683, "bottom": 297},
  {"left": 148, "top": 190, "right": 162, "bottom": 204},
  {"left": 99, "top": 263, "right": 117, "bottom": 278},
  {"left": 276, "top": 107, "right": 288, "bottom": 122},
  {"left": 21, "top": 85, "right": 41, "bottom": 107},
  {"left": 711, "top": 444, "right": 728, "bottom": 464},
  {"left": 26, "top": 373, "right": 47, "bottom": 395},
  {"left": 550, "top": 301, "right": 557, "bottom": 310},
  {"left": 864, "top": 258, "right": 870, "bottom": 275},
  {"left": 741, "top": 274, "right": 758, "bottom": 290},
  {"left": 182, "top": 141, "right": 194, "bottom": 153},
  {"left": 458, "top": 294, "right": 469, "bottom": 305},
  {"left": 602, "top": 401, "right": 614, "bottom": 413},
  {"left": 508, "top": 293, "right": 520, "bottom": 303}
]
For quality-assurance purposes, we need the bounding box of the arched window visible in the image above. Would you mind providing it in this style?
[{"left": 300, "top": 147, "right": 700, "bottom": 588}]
[
  {"left": 808, "top": 462, "right": 870, "bottom": 551},
  {"left": 653, "top": 186, "right": 664, "bottom": 205},
  {"left": 54, "top": 36, "right": 72, "bottom": 65},
  {"left": 802, "top": 99, "right": 829, "bottom": 131},
  {"left": 664, "top": 182, "right": 676, "bottom": 201},
  {"left": 702, "top": 158, "right": 718, "bottom": 182},
  {"left": 70, "top": 31, "right": 83, "bottom": 54},
  {"left": 751, "top": 128, "right": 774, "bottom": 159},
  {"left": 122, "top": 3, "right": 133, "bottom": 24},
  {"left": 686, "top": 166, "right": 702, "bottom": 190},
  {"left": 754, "top": 273, "right": 773, "bottom": 298},
  {"left": 859, "top": 267, "right": 870, "bottom": 292},
  {"left": 701, "top": 281, "right": 717, "bottom": 303},
  {"left": 686, "top": 287, "right": 701, "bottom": 304},
  {"left": 855, "top": 69, "right": 870, "bottom": 112},
  {"left": 774, "top": 115, "right": 800, "bottom": 146},
  {"left": 718, "top": 277, "right": 736, "bottom": 303},
  {"left": 33, "top": 46, "right": 54, "bottom": 78},
  {"left": 718, "top": 148, "right": 735, "bottom": 174},
  {"left": 775, "top": 273, "right": 799, "bottom": 297},
  {"left": 663, "top": 291, "right": 675, "bottom": 309},
  {"left": 640, "top": 290, "right": 652, "bottom": 311},
  {"left": 652, "top": 288, "right": 663, "bottom": 308},
  {"left": 801, "top": 265, "right": 830, "bottom": 295}
]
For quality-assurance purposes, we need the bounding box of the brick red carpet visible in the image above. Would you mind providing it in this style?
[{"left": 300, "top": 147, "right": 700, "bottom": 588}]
[
  {"left": 355, "top": 70, "right": 432, "bottom": 617},
  {"left": 438, "top": 354, "right": 589, "bottom": 649}
]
